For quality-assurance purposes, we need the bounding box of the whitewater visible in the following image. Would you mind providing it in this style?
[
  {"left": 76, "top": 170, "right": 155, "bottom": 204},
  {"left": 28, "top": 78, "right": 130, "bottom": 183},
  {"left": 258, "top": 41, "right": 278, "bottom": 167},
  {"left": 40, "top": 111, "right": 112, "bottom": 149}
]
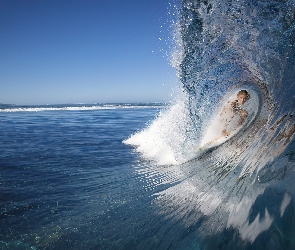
[
  {"left": 125, "top": 0, "right": 295, "bottom": 248},
  {"left": 2, "top": 0, "right": 295, "bottom": 249}
]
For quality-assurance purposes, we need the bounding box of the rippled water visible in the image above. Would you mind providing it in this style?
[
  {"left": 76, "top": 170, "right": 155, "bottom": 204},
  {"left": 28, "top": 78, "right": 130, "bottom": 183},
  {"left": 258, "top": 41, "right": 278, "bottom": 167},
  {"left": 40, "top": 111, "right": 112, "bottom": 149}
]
[
  {"left": 2, "top": 107, "right": 295, "bottom": 249},
  {"left": 0, "top": 106, "right": 170, "bottom": 249},
  {"left": 2, "top": 1, "right": 295, "bottom": 249},
  {"left": 125, "top": 0, "right": 295, "bottom": 249}
]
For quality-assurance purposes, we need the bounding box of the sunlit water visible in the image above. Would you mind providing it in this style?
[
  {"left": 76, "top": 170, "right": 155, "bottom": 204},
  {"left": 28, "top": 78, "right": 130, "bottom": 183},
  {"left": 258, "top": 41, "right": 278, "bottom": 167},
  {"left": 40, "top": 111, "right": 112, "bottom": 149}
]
[
  {"left": 125, "top": 0, "right": 295, "bottom": 249},
  {"left": 2, "top": 104, "right": 295, "bottom": 249},
  {"left": 2, "top": 0, "right": 295, "bottom": 249},
  {"left": 0, "top": 105, "right": 173, "bottom": 249}
]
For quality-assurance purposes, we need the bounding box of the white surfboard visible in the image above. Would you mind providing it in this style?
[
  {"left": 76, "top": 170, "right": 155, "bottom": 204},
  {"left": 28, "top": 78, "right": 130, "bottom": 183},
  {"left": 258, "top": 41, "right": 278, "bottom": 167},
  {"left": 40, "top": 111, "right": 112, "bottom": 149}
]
[{"left": 198, "top": 88, "right": 259, "bottom": 151}]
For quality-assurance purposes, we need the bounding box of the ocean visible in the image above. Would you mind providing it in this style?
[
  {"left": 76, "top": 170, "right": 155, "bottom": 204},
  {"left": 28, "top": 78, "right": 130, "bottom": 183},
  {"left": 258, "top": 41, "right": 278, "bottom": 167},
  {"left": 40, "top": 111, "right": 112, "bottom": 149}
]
[
  {"left": 1, "top": 101, "right": 295, "bottom": 250},
  {"left": 0, "top": 104, "right": 171, "bottom": 249},
  {"left": 2, "top": 0, "right": 295, "bottom": 249}
]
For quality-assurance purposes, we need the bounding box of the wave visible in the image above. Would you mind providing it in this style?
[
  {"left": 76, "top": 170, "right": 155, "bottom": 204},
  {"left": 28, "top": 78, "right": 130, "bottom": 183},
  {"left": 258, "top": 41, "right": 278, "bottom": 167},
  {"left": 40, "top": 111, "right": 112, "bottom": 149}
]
[
  {"left": 0, "top": 103, "right": 166, "bottom": 113},
  {"left": 125, "top": 0, "right": 295, "bottom": 248}
]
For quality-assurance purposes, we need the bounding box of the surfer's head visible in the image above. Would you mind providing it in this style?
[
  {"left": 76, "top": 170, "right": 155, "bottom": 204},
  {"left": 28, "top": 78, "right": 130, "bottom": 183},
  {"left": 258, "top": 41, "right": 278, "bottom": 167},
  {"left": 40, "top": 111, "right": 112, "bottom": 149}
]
[{"left": 237, "top": 90, "right": 250, "bottom": 105}]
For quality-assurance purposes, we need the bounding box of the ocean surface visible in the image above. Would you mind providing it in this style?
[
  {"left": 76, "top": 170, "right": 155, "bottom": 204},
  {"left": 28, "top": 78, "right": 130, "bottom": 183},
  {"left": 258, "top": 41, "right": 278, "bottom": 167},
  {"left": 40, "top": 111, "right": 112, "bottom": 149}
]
[
  {"left": 1, "top": 101, "right": 295, "bottom": 250},
  {"left": 2, "top": 0, "right": 295, "bottom": 249},
  {"left": 0, "top": 103, "right": 171, "bottom": 249}
]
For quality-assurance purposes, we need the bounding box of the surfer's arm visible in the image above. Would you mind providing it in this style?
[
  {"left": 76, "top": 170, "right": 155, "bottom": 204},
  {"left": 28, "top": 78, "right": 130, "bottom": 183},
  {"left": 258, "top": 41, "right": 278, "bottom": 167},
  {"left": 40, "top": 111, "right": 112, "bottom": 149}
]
[
  {"left": 220, "top": 101, "right": 236, "bottom": 136},
  {"left": 220, "top": 101, "right": 233, "bottom": 117},
  {"left": 238, "top": 110, "right": 248, "bottom": 125}
]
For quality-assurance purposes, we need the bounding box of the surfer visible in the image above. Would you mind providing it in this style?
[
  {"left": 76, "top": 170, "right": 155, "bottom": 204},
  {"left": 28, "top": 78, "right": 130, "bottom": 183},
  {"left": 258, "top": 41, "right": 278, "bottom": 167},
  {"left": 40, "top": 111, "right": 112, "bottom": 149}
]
[
  {"left": 220, "top": 90, "right": 250, "bottom": 137},
  {"left": 198, "top": 89, "right": 251, "bottom": 151}
]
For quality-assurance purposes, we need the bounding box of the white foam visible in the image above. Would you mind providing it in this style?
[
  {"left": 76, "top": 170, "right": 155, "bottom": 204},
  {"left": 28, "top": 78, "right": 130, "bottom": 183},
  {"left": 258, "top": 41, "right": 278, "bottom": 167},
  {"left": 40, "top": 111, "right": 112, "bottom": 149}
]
[
  {"left": 125, "top": 88, "right": 260, "bottom": 165},
  {"left": 0, "top": 104, "right": 166, "bottom": 113},
  {"left": 124, "top": 98, "right": 194, "bottom": 165}
]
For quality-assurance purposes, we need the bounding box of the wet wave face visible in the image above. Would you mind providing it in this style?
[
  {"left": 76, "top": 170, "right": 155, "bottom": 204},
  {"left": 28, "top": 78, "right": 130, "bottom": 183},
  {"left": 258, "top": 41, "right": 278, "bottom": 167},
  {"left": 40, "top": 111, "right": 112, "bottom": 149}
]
[{"left": 126, "top": 0, "right": 295, "bottom": 248}]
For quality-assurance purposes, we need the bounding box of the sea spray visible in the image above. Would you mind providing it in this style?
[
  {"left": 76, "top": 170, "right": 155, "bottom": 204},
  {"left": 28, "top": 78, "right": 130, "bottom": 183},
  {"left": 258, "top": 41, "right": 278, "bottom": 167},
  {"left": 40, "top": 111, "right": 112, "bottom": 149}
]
[
  {"left": 125, "top": 0, "right": 295, "bottom": 248},
  {"left": 124, "top": 92, "right": 198, "bottom": 165}
]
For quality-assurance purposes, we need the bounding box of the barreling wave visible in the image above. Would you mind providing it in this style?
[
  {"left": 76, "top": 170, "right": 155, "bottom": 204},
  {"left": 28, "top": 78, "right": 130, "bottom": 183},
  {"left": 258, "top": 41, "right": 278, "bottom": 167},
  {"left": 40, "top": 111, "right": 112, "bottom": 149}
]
[
  {"left": 174, "top": 0, "right": 295, "bottom": 176},
  {"left": 126, "top": 0, "right": 295, "bottom": 248}
]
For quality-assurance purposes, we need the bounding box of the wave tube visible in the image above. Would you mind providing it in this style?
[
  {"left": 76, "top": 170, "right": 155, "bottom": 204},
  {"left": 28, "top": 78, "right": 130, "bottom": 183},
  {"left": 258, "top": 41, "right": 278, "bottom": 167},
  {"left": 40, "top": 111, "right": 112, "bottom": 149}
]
[{"left": 125, "top": 0, "right": 295, "bottom": 248}]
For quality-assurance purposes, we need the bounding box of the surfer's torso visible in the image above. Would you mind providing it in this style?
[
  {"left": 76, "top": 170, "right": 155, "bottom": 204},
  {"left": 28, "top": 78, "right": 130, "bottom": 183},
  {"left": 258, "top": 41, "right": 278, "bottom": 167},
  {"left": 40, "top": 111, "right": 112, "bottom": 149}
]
[{"left": 220, "top": 100, "right": 248, "bottom": 130}]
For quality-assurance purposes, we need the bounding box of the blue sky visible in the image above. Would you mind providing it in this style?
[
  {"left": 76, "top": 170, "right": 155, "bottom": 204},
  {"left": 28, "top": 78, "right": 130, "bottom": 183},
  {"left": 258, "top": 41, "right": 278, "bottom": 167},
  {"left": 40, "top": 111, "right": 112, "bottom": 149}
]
[{"left": 0, "top": 0, "right": 178, "bottom": 105}]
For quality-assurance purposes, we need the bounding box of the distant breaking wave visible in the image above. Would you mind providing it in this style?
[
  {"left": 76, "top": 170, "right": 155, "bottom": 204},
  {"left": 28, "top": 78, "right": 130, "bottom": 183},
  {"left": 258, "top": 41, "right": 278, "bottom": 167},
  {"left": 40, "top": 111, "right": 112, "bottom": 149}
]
[{"left": 0, "top": 103, "right": 167, "bottom": 113}]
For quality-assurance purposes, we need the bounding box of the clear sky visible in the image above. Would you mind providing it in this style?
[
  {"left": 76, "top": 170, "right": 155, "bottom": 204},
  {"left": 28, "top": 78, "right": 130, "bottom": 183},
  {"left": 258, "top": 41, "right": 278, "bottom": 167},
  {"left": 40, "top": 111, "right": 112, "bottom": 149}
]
[{"left": 0, "top": 0, "right": 178, "bottom": 105}]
